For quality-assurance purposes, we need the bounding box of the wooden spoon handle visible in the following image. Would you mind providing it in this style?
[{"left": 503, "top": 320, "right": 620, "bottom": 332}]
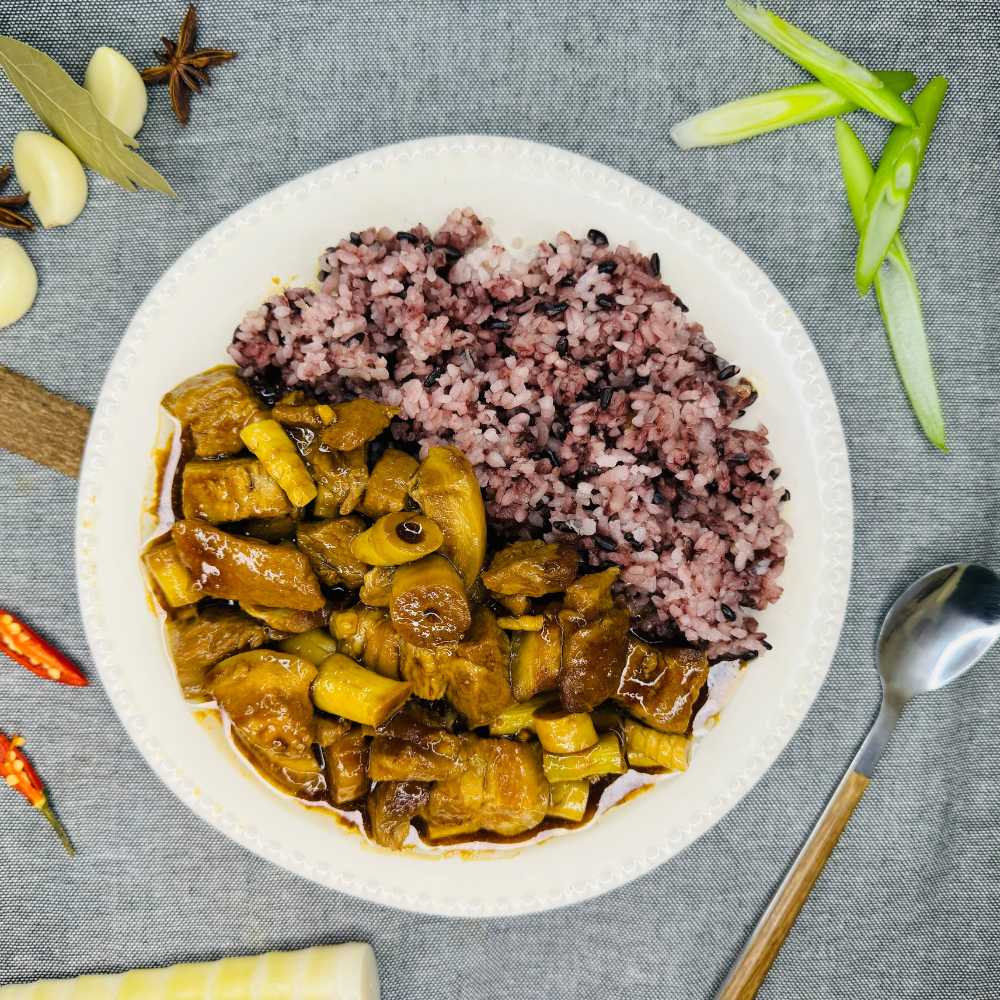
[
  {"left": 716, "top": 769, "right": 870, "bottom": 1000},
  {"left": 0, "top": 366, "right": 90, "bottom": 478}
]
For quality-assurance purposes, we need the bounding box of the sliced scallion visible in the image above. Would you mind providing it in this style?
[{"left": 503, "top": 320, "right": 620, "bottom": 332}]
[
  {"left": 726, "top": 0, "right": 917, "bottom": 127},
  {"left": 855, "top": 76, "right": 948, "bottom": 295},
  {"left": 671, "top": 70, "right": 916, "bottom": 149},
  {"left": 835, "top": 119, "right": 946, "bottom": 451}
]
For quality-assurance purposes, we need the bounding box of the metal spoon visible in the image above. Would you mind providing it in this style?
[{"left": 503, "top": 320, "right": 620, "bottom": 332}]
[{"left": 717, "top": 563, "right": 1000, "bottom": 1000}]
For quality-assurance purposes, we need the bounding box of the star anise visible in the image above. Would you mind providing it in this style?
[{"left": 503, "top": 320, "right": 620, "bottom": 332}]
[
  {"left": 0, "top": 164, "right": 32, "bottom": 232},
  {"left": 141, "top": 4, "right": 236, "bottom": 126}
]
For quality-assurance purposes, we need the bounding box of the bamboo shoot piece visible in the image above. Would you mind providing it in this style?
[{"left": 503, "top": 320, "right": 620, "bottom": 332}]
[
  {"left": 534, "top": 708, "right": 599, "bottom": 754},
  {"left": 541, "top": 732, "right": 627, "bottom": 783},
  {"left": 0, "top": 943, "right": 380, "bottom": 999},
  {"left": 487, "top": 695, "right": 555, "bottom": 737},
  {"left": 496, "top": 614, "right": 544, "bottom": 631},
  {"left": 351, "top": 512, "right": 444, "bottom": 566},
  {"left": 240, "top": 419, "right": 317, "bottom": 507},
  {"left": 143, "top": 540, "right": 202, "bottom": 608},
  {"left": 547, "top": 780, "right": 590, "bottom": 822},
  {"left": 278, "top": 627, "right": 339, "bottom": 665},
  {"left": 312, "top": 653, "right": 411, "bottom": 727},
  {"left": 623, "top": 719, "right": 689, "bottom": 772}
]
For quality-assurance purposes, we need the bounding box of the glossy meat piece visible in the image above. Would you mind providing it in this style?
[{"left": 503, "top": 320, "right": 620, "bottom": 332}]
[
  {"left": 172, "top": 519, "right": 325, "bottom": 611},
  {"left": 482, "top": 540, "right": 578, "bottom": 597},
  {"left": 271, "top": 391, "right": 336, "bottom": 429},
  {"left": 398, "top": 641, "right": 449, "bottom": 701},
  {"left": 510, "top": 611, "right": 562, "bottom": 702},
  {"left": 368, "top": 735, "right": 464, "bottom": 782},
  {"left": 320, "top": 399, "right": 398, "bottom": 452},
  {"left": 409, "top": 447, "right": 486, "bottom": 587},
  {"left": 161, "top": 365, "right": 264, "bottom": 458},
  {"left": 615, "top": 640, "right": 710, "bottom": 734},
  {"left": 295, "top": 516, "right": 368, "bottom": 589},
  {"left": 398, "top": 608, "right": 513, "bottom": 727},
  {"left": 166, "top": 605, "right": 284, "bottom": 700},
  {"left": 324, "top": 728, "right": 370, "bottom": 805},
  {"left": 207, "top": 648, "right": 317, "bottom": 757},
  {"left": 563, "top": 567, "right": 619, "bottom": 616},
  {"left": 368, "top": 780, "right": 429, "bottom": 849},
  {"left": 559, "top": 605, "right": 630, "bottom": 713},
  {"left": 308, "top": 446, "right": 369, "bottom": 517},
  {"left": 330, "top": 606, "right": 401, "bottom": 678},
  {"left": 360, "top": 448, "right": 418, "bottom": 518},
  {"left": 444, "top": 607, "right": 514, "bottom": 727},
  {"left": 422, "top": 737, "right": 549, "bottom": 838},
  {"left": 182, "top": 458, "right": 293, "bottom": 523},
  {"left": 239, "top": 602, "right": 329, "bottom": 634},
  {"left": 389, "top": 554, "right": 471, "bottom": 648},
  {"left": 360, "top": 566, "right": 394, "bottom": 607},
  {"left": 232, "top": 728, "right": 325, "bottom": 800}
]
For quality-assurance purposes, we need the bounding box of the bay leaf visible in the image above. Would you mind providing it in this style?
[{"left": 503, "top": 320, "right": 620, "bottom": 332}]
[{"left": 0, "top": 36, "right": 174, "bottom": 196}]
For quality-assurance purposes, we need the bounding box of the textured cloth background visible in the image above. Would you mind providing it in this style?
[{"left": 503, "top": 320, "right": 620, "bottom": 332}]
[{"left": 0, "top": 2, "right": 998, "bottom": 998}]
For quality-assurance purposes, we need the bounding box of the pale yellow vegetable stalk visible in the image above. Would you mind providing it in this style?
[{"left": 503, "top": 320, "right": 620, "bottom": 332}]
[
  {"left": 240, "top": 419, "right": 317, "bottom": 507},
  {"left": 0, "top": 943, "right": 380, "bottom": 999},
  {"left": 143, "top": 541, "right": 201, "bottom": 608},
  {"left": 312, "top": 653, "right": 412, "bottom": 727}
]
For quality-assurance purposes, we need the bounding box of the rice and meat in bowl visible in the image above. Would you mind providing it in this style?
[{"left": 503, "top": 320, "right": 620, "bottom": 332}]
[{"left": 143, "top": 209, "right": 790, "bottom": 850}]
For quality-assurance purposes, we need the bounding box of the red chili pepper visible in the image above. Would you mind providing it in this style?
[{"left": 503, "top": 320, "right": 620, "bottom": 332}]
[
  {"left": 0, "top": 731, "right": 75, "bottom": 855},
  {"left": 0, "top": 610, "right": 87, "bottom": 686}
]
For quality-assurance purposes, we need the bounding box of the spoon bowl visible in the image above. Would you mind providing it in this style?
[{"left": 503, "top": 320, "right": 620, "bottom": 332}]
[{"left": 878, "top": 563, "right": 1000, "bottom": 703}]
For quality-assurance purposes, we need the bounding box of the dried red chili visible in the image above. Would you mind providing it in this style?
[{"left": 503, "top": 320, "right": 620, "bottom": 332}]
[
  {"left": 0, "top": 731, "right": 75, "bottom": 855},
  {"left": 0, "top": 610, "right": 87, "bottom": 686}
]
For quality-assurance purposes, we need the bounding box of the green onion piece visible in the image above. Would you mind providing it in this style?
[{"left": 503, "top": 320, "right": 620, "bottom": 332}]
[
  {"left": 855, "top": 76, "right": 948, "bottom": 295},
  {"left": 671, "top": 70, "right": 916, "bottom": 149},
  {"left": 836, "top": 119, "right": 946, "bottom": 451},
  {"left": 726, "top": 0, "right": 917, "bottom": 127}
]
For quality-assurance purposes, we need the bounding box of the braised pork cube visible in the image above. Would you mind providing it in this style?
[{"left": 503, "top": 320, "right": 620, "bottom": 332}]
[
  {"left": 172, "top": 519, "right": 325, "bottom": 610},
  {"left": 615, "top": 641, "right": 710, "bottom": 734},
  {"left": 482, "top": 540, "right": 578, "bottom": 597},
  {"left": 421, "top": 737, "right": 549, "bottom": 838},
  {"left": 330, "top": 606, "right": 401, "bottom": 678},
  {"left": 368, "top": 780, "right": 430, "bottom": 850},
  {"left": 558, "top": 568, "right": 629, "bottom": 713},
  {"left": 397, "top": 608, "right": 513, "bottom": 727},
  {"left": 295, "top": 517, "right": 368, "bottom": 589},
  {"left": 368, "top": 713, "right": 466, "bottom": 782},
  {"left": 181, "top": 458, "right": 293, "bottom": 523},
  {"left": 166, "top": 605, "right": 284, "bottom": 700},
  {"left": 239, "top": 602, "right": 329, "bottom": 634},
  {"left": 271, "top": 391, "right": 336, "bottom": 430},
  {"left": 231, "top": 727, "right": 326, "bottom": 800},
  {"left": 320, "top": 399, "right": 399, "bottom": 452},
  {"left": 510, "top": 611, "right": 562, "bottom": 701},
  {"left": 161, "top": 365, "right": 264, "bottom": 458},
  {"left": 360, "top": 448, "right": 419, "bottom": 519},
  {"left": 560, "top": 607, "right": 630, "bottom": 713},
  {"left": 324, "top": 728, "right": 370, "bottom": 805},
  {"left": 308, "top": 446, "right": 369, "bottom": 517},
  {"left": 207, "top": 648, "right": 317, "bottom": 757},
  {"left": 444, "top": 607, "right": 514, "bottom": 727}
]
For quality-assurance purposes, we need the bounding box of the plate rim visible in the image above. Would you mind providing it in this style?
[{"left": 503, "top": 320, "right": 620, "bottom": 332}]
[{"left": 75, "top": 133, "right": 853, "bottom": 917}]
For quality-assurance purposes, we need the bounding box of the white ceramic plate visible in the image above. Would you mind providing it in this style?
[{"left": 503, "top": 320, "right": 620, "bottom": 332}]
[{"left": 76, "top": 135, "right": 852, "bottom": 917}]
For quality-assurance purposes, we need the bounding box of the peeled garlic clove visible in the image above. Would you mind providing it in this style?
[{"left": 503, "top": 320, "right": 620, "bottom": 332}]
[
  {"left": 0, "top": 239, "right": 39, "bottom": 329},
  {"left": 13, "top": 132, "right": 88, "bottom": 229},
  {"left": 84, "top": 46, "right": 148, "bottom": 138}
]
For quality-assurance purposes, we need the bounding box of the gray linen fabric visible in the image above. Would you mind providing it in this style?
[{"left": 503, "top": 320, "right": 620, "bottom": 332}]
[{"left": 1, "top": 2, "right": 997, "bottom": 997}]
